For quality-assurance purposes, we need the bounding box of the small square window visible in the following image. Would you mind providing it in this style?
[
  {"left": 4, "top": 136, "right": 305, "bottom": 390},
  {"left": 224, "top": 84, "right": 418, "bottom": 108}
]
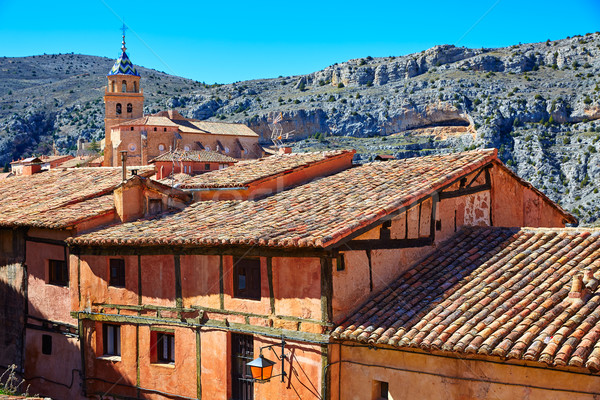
[
  {"left": 148, "top": 199, "right": 163, "bottom": 216},
  {"left": 163, "top": 128, "right": 167, "bottom": 132},
  {"left": 109, "top": 259, "right": 125, "bottom": 287},
  {"left": 42, "top": 334, "right": 52, "bottom": 355},
  {"left": 103, "top": 324, "right": 121, "bottom": 356},
  {"left": 205, "top": 163, "right": 210, "bottom": 170},
  {"left": 48, "top": 260, "right": 68, "bottom": 286},
  {"left": 155, "top": 332, "right": 175, "bottom": 364},
  {"left": 233, "top": 258, "right": 261, "bottom": 300}
]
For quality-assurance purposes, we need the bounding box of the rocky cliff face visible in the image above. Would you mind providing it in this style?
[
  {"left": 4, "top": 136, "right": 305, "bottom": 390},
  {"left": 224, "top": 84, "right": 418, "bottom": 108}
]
[{"left": 1, "top": 33, "right": 599, "bottom": 224}]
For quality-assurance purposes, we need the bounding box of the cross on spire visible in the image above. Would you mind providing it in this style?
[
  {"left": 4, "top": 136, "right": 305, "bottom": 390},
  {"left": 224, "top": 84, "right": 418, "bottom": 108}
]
[{"left": 120, "top": 23, "right": 127, "bottom": 52}]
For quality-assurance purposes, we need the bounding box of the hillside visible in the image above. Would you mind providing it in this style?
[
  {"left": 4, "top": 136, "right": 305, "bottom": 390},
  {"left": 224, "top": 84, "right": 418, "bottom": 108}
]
[{"left": 1, "top": 33, "right": 599, "bottom": 224}]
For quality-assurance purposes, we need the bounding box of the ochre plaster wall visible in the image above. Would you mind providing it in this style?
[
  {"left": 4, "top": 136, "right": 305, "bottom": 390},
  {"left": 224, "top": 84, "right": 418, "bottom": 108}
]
[
  {"left": 331, "top": 343, "right": 600, "bottom": 400},
  {"left": 138, "top": 325, "right": 198, "bottom": 399},
  {"left": 75, "top": 255, "right": 139, "bottom": 311},
  {"left": 200, "top": 329, "right": 230, "bottom": 400},
  {"left": 222, "top": 256, "right": 271, "bottom": 315},
  {"left": 272, "top": 257, "right": 322, "bottom": 321},
  {"left": 84, "top": 320, "right": 138, "bottom": 399},
  {"left": 140, "top": 255, "right": 176, "bottom": 308}
]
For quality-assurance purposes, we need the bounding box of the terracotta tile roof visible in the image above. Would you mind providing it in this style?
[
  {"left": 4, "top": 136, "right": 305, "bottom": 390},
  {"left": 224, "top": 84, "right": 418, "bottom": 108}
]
[
  {"left": 0, "top": 167, "right": 152, "bottom": 229},
  {"left": 71, "top": 149, "right": 498, "bottom": 248},
  {"left": 111, "top": 113, "right": 258, "bottom": 137},
  {"left": 56, "top": 155, "right": 101, "bottom": 168},
  {"left": 332, "top": 226, "right": 600, "bottom": 373},
  {"left": 172, "top": 150, "right": 354, "bottom": 189},
  {"left": 149, "top": 149, "right": 238, "bottom": 163}
]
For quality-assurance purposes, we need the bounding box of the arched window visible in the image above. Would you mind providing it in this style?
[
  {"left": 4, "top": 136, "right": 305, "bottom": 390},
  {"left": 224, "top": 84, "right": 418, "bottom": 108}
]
[
  {"left": 111, "top": 81, "right": 116, "bottom": 92},
  {"left": 127, "top": 103, "right": 132, "bottom": 113},
  {"left": 116, "top": 103, "right": 122, "bottom": 115},
  {"left": 122, "top": 80, "right": 127, "bottom": 92}
]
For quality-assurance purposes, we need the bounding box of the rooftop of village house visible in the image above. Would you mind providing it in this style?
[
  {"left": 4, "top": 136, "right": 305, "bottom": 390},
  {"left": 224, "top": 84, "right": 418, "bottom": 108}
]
[
  {"left": 111, "top": 110, "right": 259, "bottom": 137},
  {"left": 149, "top": 149, "right": 238, "bottom": 164},
  {"left": 68, "top": 148, "right": 574, "bottom": 249},
  {"left": 159, "top": 149, "right": 355, "bottom": 189},
  {"left": 332, "top": 226, "right": 600, "bottom": 373},
  {"left": 0, "top": 166, "right": 153, "bottom": 229}
]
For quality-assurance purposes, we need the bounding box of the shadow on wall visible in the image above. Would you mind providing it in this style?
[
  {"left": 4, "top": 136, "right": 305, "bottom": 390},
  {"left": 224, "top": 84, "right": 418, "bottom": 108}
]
[{"left": 0, "top": 264, "right": 26, "bottom": 374}]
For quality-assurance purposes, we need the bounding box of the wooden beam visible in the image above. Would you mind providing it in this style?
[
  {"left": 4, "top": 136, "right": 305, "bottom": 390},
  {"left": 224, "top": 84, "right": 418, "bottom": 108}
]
[{"left": 343, "top": 237, "right": 434, "bottom": 251}]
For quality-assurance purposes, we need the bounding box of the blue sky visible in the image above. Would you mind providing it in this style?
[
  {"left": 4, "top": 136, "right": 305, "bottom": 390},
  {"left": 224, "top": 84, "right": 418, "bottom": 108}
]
[{"left": 1, "top": 0, "right": 599, "bottom": 83}]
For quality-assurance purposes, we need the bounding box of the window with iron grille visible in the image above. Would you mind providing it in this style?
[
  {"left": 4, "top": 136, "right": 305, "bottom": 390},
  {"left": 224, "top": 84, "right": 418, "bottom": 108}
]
[
  {"left": 48, "top": 259, "right": 68, "bottom": 286},
  {"left": 233, "top": 258, "right": 261, "bottom": 300},
  {"left": 103, "top": 324, "right": 121, "bottom": 356},
  {"left": 109, "top": 259, "right": 125, "bottom": 287}
]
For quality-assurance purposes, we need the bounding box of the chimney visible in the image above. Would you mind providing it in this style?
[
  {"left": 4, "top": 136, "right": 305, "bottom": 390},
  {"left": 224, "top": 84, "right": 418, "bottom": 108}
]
[
  {"left": 569, "top": 274, "right": 585, "bottom": 299},
  {"left": 22, "top": 163, "right": 42, "bottom": 176},
  {"left": 120, "top": 151, "right": 128, "bottom": 182}
]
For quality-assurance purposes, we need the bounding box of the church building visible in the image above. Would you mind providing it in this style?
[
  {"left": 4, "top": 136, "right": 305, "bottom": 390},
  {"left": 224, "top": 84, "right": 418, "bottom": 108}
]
[{"left": 103, "top": 36, "right": 261, "bottom": 167}]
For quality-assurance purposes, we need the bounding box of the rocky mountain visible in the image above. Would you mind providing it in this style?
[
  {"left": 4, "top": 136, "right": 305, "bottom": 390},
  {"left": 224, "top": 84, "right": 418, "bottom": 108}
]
[{"left": 1, "top": 33, "right": 599, "bottom": 224}]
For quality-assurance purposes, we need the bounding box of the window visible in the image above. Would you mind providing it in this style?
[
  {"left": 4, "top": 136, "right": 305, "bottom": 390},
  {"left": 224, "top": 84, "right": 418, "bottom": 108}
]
[
  {"left": 122, "top": 80, "right": 127, "bottom": 92},
  {"left": 163, "top": 128, "right": 167, "bottom": 132},
  {"left": 130, "top": 126, "right": 134, "bottom": 131},
  {"left": 184, "top": 145, "right": 190, "bottom": 151},
  {"left": 128, "top": 143, "right": 137, "bottom": 152},
  {"left": 42, "top": 334, "right": 52, "bottom": 355},
  {"left": 133, "top": 81, "right": 137, "bottom": 92},
  {"left": 103, "top": 324, "right": 121, "bottom": 356},
  {"left": 224, "top": 146, "right": 230, "bottom": 153},
  {"left": 48, "top": 259, "right": 68, "bottom": 286},
  {"left": 116, "top": 103, "right": 122, "bottom": 115},
  {"left": 373, "top": 380, "right": 389, "bottom": 400},
  {"left": 148, "top": 199, "right": 163, "bottom": 215},
  {"left": 158, "top": 144, "right": 165, "bottom": 152},
  {"left": 205, "top": 163, "right": 210, "bottom": 171},
  {"left": 233, "top": 258, "right": 261, "bottom": 300},
  {"left": 127, "top": 103, "right": 133, "bottom": 113},
  {"left": 111, "top": 81, "right": 116, "bottom": 92},
  {"left": 156, "top": 332, "right": 175, "bottom": 364},
  {"left": 109, "top": 259, "right": 125, "bottom": 287},
  {"left": 154, "top": 127, "right": 157, "bottom": 131},
  {"left": 205, "top": 145, "right": 211, "bottom": 151}
]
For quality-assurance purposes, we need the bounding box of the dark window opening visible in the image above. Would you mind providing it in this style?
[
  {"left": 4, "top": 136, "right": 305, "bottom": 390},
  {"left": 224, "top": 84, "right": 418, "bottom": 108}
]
[
  {"left": 233, "top": 258, "right": 261, "bottom": 300},
  {"left": 109, "top": 259, "right": 125, "bottom": 287},
  {"left": 336, "top": 254, "right": 346, "bottom": 271},
  {"left": 49, "top": 259, "right": 68, "bottom": 286},
  {"left": 42, "top": 334, "right": 52, "bottom": 355},
  {"left": 148, "top": 199, "right": 163, "bottom": 216},
  {"left": 103, "top": 324, "right": 121, "bottom": 356},
  {"left": 163, "top": 128, "right": 167, "bottom": 132},
  {"left": 156, "top": 332, "right": 175, "bottom": 364},
  {"left": 130, "top": 126, "right": 134, "bottom": 131},
  {"left": 127, "top": 103, "right": 132, "bottom": 113},
  {"left": 154, "top": 127, "right": 157, "bottom": 131},
  {"left": 205, "top": 163, "right": 211, "bottom": 170},
  {"left": 121, "top": 80, "right": 127, "bottom": 92},
  {"left": 116, "top": 103, "right": 122, "bottom": 115},
  {"left": 374, "top": 380, "right": 389, "bottom": 400},
  {"left": 460, "top": 177, "right": 467, "bottom": 188}
]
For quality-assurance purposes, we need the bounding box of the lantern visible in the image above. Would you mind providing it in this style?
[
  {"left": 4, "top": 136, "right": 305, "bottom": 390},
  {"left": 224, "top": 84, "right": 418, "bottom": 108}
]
[{"left": 248, "top": 354, "right": 276, "bottom": 382}]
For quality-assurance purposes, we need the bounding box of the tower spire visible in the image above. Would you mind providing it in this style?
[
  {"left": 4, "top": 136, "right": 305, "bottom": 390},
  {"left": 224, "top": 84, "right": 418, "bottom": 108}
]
[{"left": 120, "top": 23, "right": 127, "bottom": 53}]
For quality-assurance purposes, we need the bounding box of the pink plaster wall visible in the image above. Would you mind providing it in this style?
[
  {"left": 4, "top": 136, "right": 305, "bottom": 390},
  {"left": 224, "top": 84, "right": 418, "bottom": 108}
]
[
  {"left": 140, "top": 255, "right": 176, "bottom": 308},
  {"left": 272, "top": 257, "right": 321, "bottom": 320},
  {"left": 24, "top": 330, "right": 83, "bottom": 400},
  {"left": 26, "top": 241, "right": 73, "bottom": 324},
  {"left": 181, "top": 254, "right": 221, "bottom": 309}
]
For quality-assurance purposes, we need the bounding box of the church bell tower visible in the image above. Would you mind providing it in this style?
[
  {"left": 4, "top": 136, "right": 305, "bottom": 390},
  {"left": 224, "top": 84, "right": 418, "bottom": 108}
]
[{"left": 104, "top": 31, "right": 144, "bottom": 166}]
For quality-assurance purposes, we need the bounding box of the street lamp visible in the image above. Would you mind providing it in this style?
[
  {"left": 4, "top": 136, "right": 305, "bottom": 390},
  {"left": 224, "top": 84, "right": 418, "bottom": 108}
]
[{"left": 247, "top": 338, "right": 286, "bottom": 383}]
